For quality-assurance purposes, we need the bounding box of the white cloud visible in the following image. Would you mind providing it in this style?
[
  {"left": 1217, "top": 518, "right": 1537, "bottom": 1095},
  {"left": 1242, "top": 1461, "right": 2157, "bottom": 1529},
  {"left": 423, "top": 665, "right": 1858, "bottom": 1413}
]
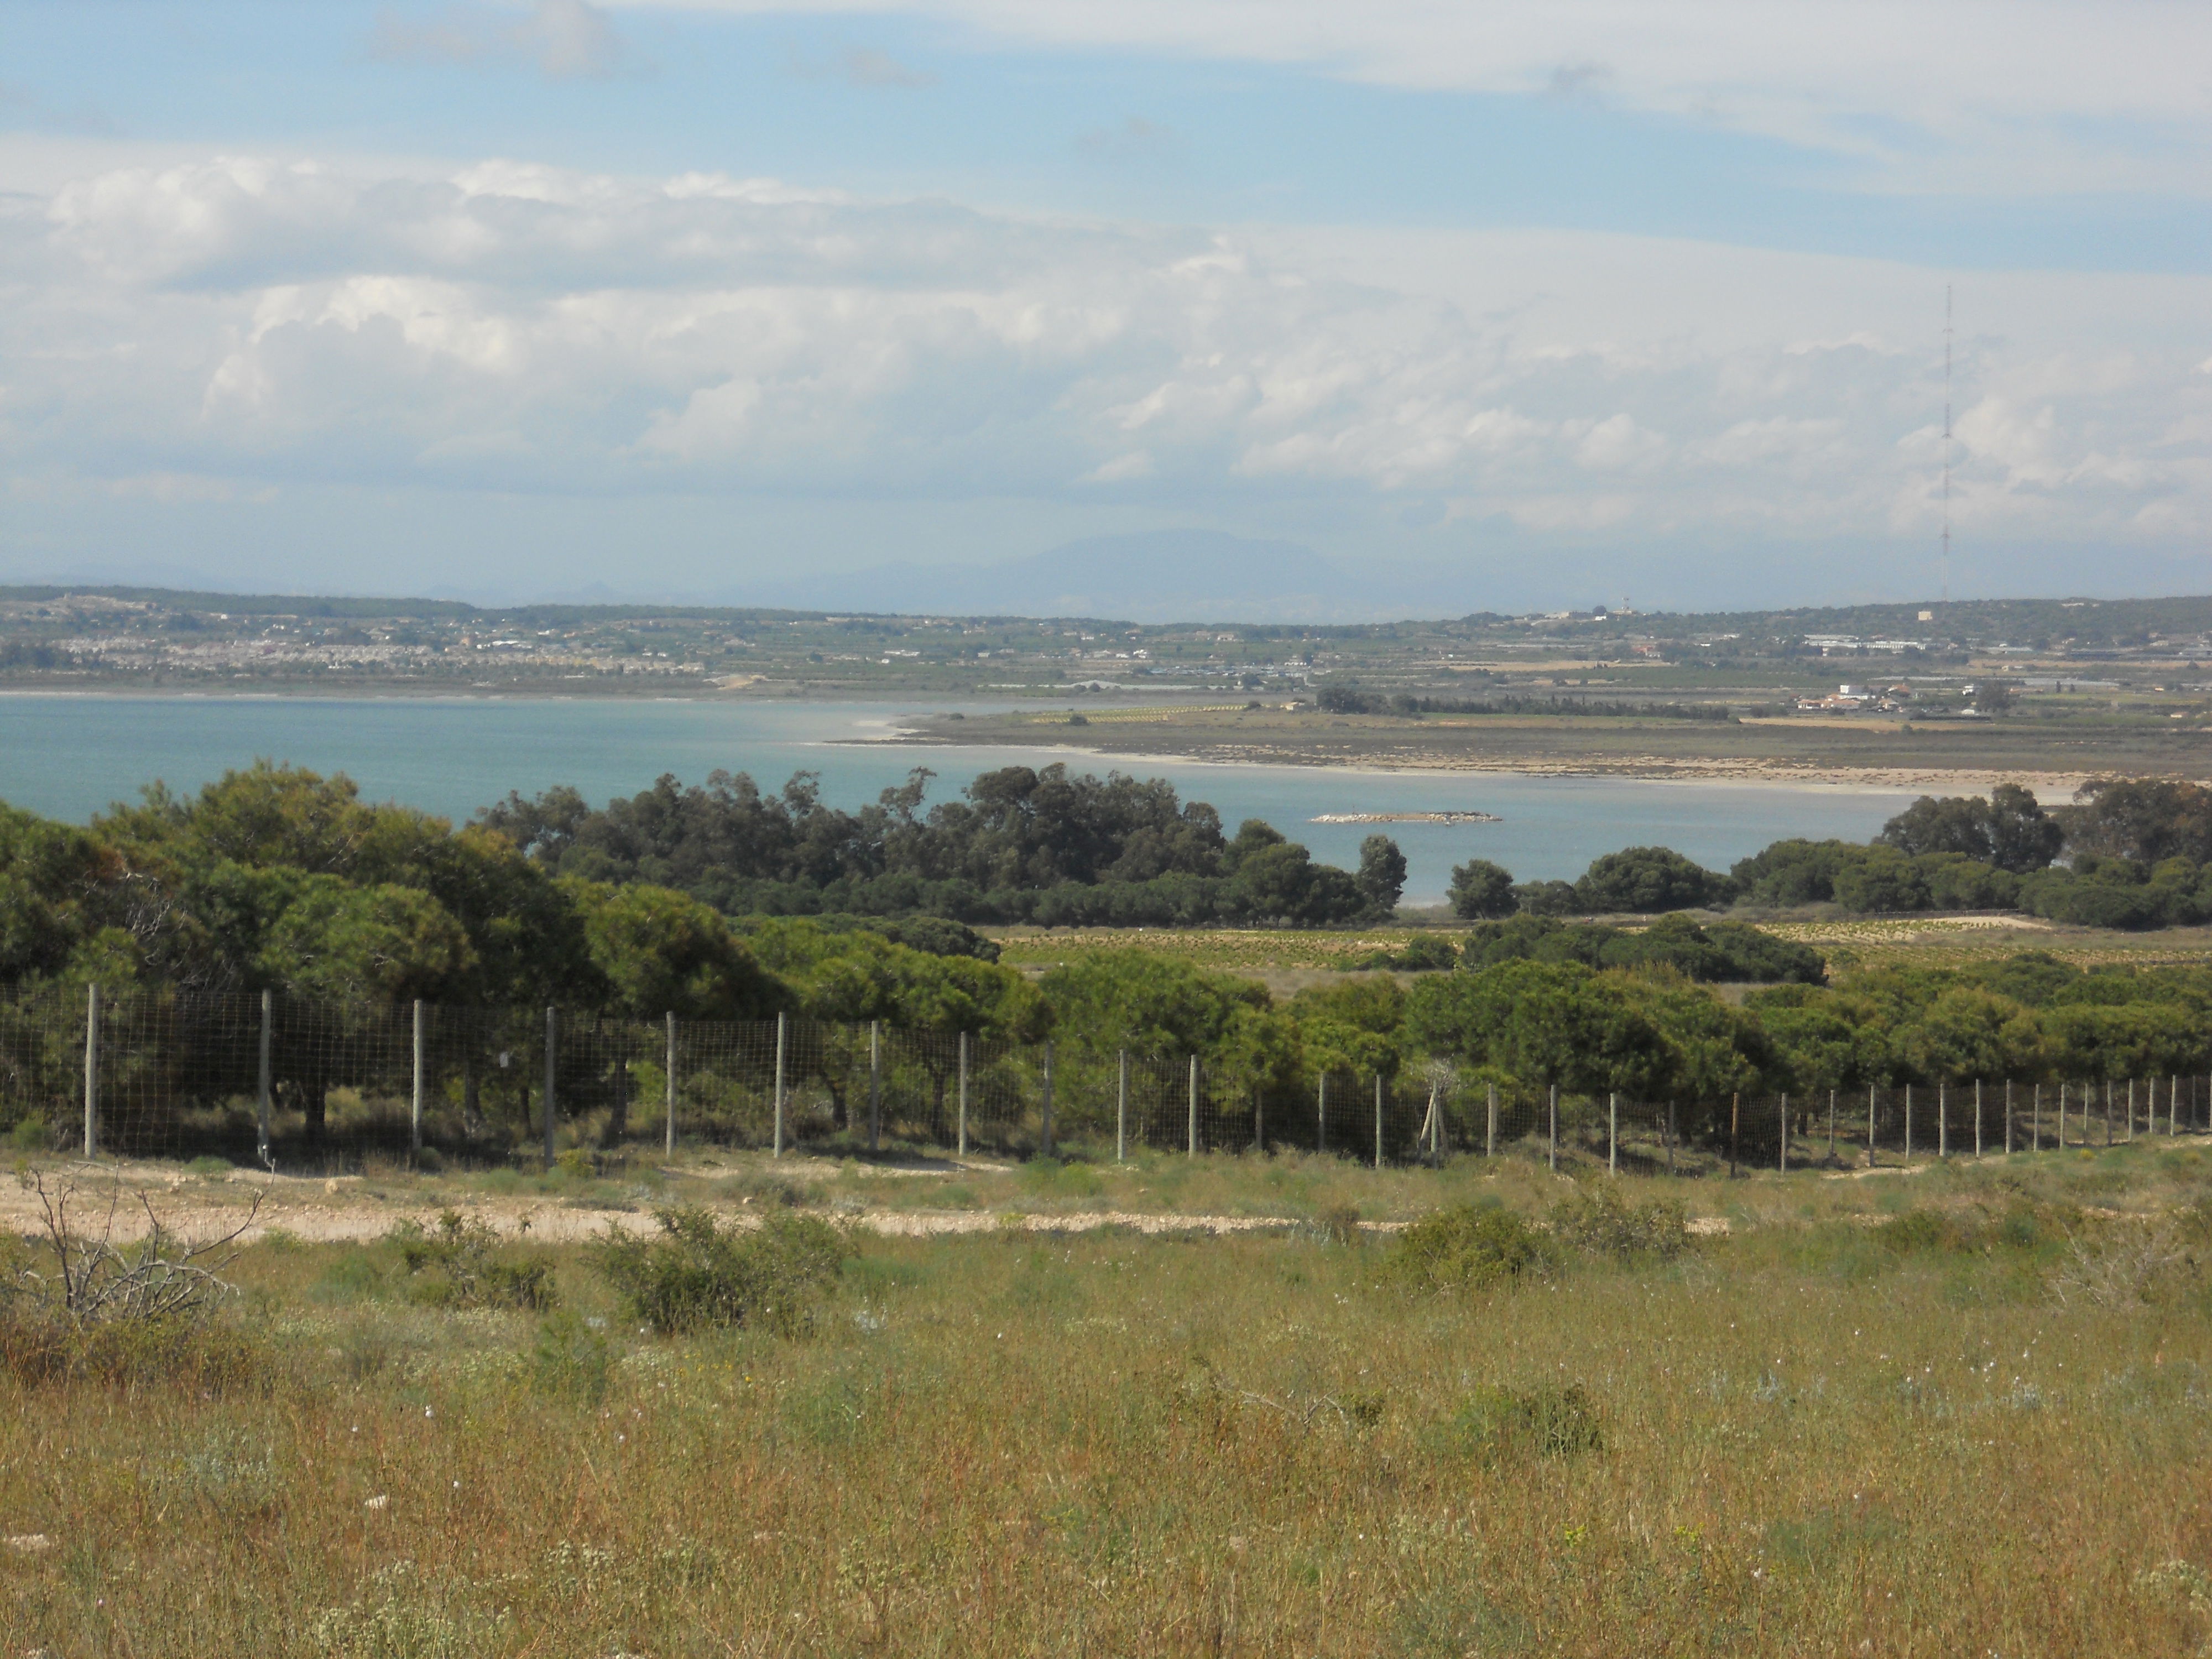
[
  {"left": 626, "top": 0, "right": 2212, "bottom": 193},
  {"left": 6, "top": 150, "right": 2210, "bottom": 560}
]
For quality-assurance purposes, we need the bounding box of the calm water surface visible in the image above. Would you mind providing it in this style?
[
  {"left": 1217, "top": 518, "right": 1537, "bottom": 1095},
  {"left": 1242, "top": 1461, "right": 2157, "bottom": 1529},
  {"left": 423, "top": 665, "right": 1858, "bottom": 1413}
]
[{"left": 6, "top": 694, "right": 1914, "bottom": 902}]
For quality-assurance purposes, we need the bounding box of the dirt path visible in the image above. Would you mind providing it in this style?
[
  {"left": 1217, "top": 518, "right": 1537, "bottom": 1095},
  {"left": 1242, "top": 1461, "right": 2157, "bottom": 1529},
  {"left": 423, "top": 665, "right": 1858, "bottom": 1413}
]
[{"left": 1, "top": 1165, "right": 1348, "bottom": 1246}]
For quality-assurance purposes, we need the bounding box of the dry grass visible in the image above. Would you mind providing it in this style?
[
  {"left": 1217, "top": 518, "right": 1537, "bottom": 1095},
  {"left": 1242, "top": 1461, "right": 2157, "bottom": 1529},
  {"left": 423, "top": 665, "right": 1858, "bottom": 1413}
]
[
  {"left": 4, "top": 1144, "right": 2212, "bottom": 1655},
  {"left": 987, "top": 919, "right": 2212, "bottom": 982}
]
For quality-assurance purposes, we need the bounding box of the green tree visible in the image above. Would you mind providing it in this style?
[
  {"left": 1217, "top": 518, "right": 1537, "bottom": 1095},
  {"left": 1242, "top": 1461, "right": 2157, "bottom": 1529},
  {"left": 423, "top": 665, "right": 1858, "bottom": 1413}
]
[
  {"left": 1893, "top": 987, "right": 2043, "bottom": 1083},
  {"left": 1404, "top": 959, "right": 1662, "bottom": 1097},
  {"left": 1355, "top": 834, "right": 1408, "bottom": 916},
  {"left": 1040, "top": 950, "right": 1265, "bottom": 1063},
  {"left": 565, "top": 880, "right": 784, "bottom": 1022},
  {"left": 0, "top": 805, "right": 134, "bottom": 984},
  {"left": 1574, "top": 847, "right": 1730, "bottom": 914},
  {"left": 1829, "top": 845, "right": 1930, "bottom": 913},
  {"left": 1447, "top": 858, "right": 1517, "bottom": 920},
  {"left": 1877, "top": 784, "right": 2060, "bottom": 874}
]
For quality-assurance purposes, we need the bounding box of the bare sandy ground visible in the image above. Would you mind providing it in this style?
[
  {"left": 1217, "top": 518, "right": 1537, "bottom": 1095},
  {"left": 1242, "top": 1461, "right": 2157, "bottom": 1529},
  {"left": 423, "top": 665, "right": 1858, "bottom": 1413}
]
[{"left": 0, "top": 1162, "right": 1376, "bottom": 1246}]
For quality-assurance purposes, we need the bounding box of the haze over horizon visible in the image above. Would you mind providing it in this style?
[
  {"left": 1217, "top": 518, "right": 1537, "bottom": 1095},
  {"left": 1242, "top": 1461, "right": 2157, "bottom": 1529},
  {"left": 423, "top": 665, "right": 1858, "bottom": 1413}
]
[{"left": 4, "top": 2, "right": 2209, "bottom": 617}]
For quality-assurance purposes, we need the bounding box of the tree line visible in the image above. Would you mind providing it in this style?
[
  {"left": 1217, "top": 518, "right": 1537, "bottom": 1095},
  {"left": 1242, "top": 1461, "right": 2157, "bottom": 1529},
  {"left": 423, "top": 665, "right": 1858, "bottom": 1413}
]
[
  {"left": 1447, "top": 780, "right": 2212, "bottom": 931},
  {"left": 479, "top": 763, "right": 1407, "bottom": 928},
  {"left": 2, "top": 763, "right": 2211, "bottom": 1133}
]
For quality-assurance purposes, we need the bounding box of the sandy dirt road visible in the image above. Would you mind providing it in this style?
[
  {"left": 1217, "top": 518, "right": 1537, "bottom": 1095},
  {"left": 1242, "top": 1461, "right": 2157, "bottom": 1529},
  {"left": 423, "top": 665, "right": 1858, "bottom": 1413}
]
[{"left": 0, "top": 1161, "right": 1346, "bottom": 1247}]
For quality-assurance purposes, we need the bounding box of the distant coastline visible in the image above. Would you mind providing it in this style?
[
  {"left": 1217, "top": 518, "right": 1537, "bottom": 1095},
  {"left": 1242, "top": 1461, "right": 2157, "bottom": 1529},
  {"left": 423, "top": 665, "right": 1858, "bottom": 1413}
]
[{"left": 1310, "top": 811, "right": 1502, "bottom": 825}]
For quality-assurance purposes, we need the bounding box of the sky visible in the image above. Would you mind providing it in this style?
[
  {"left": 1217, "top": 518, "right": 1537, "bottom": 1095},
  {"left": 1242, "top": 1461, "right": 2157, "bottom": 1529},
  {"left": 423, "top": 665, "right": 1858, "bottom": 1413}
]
[{"left": 1, "top": 0, "right": 2209, "bottom": 616}]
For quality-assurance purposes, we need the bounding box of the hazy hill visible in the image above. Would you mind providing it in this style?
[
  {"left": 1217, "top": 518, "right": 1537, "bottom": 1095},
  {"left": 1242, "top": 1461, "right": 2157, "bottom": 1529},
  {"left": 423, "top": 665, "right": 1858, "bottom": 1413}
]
[{"left": 736, "top": 529, "right": 1448, "bottom": 623}]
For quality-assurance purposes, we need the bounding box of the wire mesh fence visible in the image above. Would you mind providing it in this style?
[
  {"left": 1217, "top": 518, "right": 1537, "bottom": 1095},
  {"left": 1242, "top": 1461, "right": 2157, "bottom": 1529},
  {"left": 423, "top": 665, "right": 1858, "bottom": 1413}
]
[{"left": 3, "top": 983, "right": 2207, "bottom": 1175}]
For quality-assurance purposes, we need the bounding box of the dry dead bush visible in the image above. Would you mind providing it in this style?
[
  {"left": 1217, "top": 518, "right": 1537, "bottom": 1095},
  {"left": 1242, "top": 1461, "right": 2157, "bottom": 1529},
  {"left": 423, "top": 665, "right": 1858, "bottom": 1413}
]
[{"left": 1, "top": 1170, "right": 263, "bottom": 1387}]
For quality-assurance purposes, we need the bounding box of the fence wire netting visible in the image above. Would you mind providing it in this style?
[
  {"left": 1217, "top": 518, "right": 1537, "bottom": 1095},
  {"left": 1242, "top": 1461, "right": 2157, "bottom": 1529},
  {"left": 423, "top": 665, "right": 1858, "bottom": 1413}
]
[{"left": 2, "top": 985, "right": 2205, "bottom": 1173}]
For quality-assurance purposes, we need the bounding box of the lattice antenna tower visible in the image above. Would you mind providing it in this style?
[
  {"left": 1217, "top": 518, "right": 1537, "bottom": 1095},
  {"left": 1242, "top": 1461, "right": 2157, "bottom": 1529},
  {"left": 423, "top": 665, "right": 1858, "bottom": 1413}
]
[{"left": 1940, "top": 285, "right": 1952, "bottom": 604}]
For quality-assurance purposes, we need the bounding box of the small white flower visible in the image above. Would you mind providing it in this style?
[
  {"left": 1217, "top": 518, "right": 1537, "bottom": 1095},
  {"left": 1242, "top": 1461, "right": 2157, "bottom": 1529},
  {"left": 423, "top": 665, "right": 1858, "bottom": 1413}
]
[{"left": 363, "top": 1495, "right": 389, "bottom": 1511}]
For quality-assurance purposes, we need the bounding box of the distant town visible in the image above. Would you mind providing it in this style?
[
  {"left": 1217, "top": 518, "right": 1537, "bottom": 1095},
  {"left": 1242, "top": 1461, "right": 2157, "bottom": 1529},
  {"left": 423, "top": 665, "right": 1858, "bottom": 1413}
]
[{"left": 3, "top": 586, "right": 2208, "bottom": 713}]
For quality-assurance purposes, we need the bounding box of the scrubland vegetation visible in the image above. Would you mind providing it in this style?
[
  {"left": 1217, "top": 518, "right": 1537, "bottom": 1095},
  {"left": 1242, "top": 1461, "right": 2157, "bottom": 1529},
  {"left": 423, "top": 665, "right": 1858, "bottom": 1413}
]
[{"left": 6, "top": 1139, "right": 2212, "bottom": 1655}]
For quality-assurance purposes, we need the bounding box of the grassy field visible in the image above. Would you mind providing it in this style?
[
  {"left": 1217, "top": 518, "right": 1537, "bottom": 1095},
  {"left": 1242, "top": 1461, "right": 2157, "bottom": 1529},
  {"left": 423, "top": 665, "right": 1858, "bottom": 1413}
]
[
  {"left": 7, "top": 1140, "right": 2212, "bottom": 1656},
  {"left": 989, "top": 917, "right": 2212, "bottom": 983}
]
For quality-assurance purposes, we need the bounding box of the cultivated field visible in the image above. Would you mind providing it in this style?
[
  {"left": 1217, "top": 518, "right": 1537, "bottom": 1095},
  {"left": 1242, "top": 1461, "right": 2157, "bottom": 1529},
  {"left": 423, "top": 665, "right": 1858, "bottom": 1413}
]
[
  {"left": 989, "top": 916, "right": 2212, "bottom": 987},
  {"left": 6, "top": 1138, "right": 2212, "bottom": 1655}
]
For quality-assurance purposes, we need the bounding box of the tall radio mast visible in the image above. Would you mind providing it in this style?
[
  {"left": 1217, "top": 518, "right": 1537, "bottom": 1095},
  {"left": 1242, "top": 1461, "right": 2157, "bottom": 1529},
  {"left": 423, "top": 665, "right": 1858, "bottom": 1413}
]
[{"left": 1940, "top": 285, "right": 1952, "bottom": 604}]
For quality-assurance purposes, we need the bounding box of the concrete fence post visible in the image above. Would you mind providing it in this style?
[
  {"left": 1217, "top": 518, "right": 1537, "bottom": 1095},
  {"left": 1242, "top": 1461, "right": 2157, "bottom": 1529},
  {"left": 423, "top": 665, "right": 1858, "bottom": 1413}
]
[
  {"left": 1608, "top": 1092, "right": 1618, "bottom": 1176},
  {"left": 1867, "top": 1083, "right": 1877, "bottom": 1167},
  {"left": 257, "top": 988, "right": 273, "bottom": 1170},
  {"left": 543, "top": 1005, "right": 557, "bottom": 1165},
  {"left": 1117, "top": 1048, "right": 1128, "bottom": 1162},
  {"left": 1729, "top": 1092, "right": 1739, "bottom": 1177},
  {"left": 665, "top": 1013, "right": 678, "bottom": 1156},
  {"left": 2127, "top": 1077, "right": 2136, "bottom": 1142},
  {"left": 1778, "top": 1093, "right": 1788, "bottom": 1174},
  {"left": 1041, "top": 1040, "right": 1055, "bottom": 1158},
  {"left": 957, "top": 1031, "right": 969, "bottom": 1159},
  {"left": 868, "top": 1020, "right": 881, "bottom": 1154},
  {"left": 1905, "top": 1084, "right": 1913, "bottom": 1160},
  {"left": 1486, "top": 1082, "right": 1497, "bottom": 1160},
  {"left": 1318, "top": 1073, "right": 1328, "bottom": 1155},
  {"left": 1373, "top": 1073, "right": 1384, "bottom": 1171},
  {"left": 2172, "top": 1074, "right": 2181, "bottom": 1137},
  {"left": 1938, "top": 1081, "right": 1948, "bottom": 1159},
  {"left": 1188, "top": 1054, "right": 1199, "bottom": 1158},
  {"left": 1255, "top": 1086, "right": 1266, "bottom": 1157},
  {"left": 411, "top": 999, "right": 426, "bottom": 1157},
  {"left": 83, "top": 982, "right": 100, "bottom": 1160},
  {"left": 1667, "top": 1098, "right": 1676, "bottom": 1175},
  {"left": 1548, "top": 1084, "right": 1558, "bottom": 1173},
  {"left": 1828, "top": 1088, "right": 1837, "bottom": 1162},
  {"left": 2031, "top": 1083, "right": 2039, "bottom": 1152},
  {"left": 773, "top": 1010, "right": 788, "bottom": 1159},
  {"left": 1974, "top": 1078, "right": 1983, "bottom": 1159}
]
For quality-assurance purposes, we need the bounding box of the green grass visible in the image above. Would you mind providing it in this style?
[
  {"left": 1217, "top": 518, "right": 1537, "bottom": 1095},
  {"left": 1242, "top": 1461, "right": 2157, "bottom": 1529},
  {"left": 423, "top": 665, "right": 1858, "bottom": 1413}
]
[{"left": 5, "top": 1147, "right": 2212, "bottom": 1653}]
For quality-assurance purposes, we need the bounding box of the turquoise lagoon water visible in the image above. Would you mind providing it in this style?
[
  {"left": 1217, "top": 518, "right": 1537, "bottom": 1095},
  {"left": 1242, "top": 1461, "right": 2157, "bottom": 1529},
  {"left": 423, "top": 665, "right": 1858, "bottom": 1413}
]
[{"left": 2, "top": 694, "right": 1916, "bottom": 904}]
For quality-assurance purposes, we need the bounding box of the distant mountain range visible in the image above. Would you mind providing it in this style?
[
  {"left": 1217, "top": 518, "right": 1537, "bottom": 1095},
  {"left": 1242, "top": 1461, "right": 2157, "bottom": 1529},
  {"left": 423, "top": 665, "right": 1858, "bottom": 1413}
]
[{"left": 727, "top": 530, "right": 1476, "bottom": 623}]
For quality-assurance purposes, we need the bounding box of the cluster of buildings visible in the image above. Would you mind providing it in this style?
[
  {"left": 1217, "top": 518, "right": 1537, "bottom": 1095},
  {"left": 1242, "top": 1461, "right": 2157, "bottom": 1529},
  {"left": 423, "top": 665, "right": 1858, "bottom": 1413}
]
[{"left": 1794, "top": 682, "right": 1913, "bottom": 714}]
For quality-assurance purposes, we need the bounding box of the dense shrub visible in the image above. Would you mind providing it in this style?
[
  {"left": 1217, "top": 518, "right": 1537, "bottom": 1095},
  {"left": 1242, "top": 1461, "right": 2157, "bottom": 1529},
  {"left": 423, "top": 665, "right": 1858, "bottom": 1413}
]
[
  {"left": 1454, "top": 914, "right": 1823, "bottom": 984},
  {"left": 1549, "top": 1183, "right": 1689, "bottom": 1259},
  {"left": 596, "top": 1207, "right": 847, "bottom": 1336},
  {"left": 1389, "top": 1204, "right": 1552, "bottom": 1291},
  {"left": 1348, "top": 932, "right": 1460, "bottom": 972},
  {"left": 2019, "top": 857, "right": 2212, "bottom": 931},
  {"left": 390, "top": 1212, "right": 557, "bottom": 1312}
]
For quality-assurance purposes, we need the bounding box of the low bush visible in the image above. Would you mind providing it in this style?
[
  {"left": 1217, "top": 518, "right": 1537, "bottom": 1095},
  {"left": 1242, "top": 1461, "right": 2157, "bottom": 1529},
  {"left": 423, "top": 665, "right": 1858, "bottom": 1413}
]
[
  {"left": 390, "top": 1212, "right": 557, "bottom": 1311},
  {"left": 596, "top": 1207, "right": 847, "bottom": 1337},
  {"left": 530, "top": 1310, "right": 612, "bottom": 1404},
  {"left": 1550, "top": 1183, "right": 1689, "bottom": 1259},
  {"left": 1436, "top": 1383, "right": 1603, "bottom": 1463},
  {"left": 1299, "top": 1201, "right": 1364, "bottom": 1245},
  {"left": 1389, "top": 1203, "right": 1551, "bottom": 1291},
  {"left": 1875, "top": 1201, "right": 2065, "bottom": 1259}
]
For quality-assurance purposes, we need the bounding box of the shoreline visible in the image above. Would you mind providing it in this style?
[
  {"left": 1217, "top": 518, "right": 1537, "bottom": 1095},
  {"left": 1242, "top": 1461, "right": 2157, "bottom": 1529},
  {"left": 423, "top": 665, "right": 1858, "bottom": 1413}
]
[{"left": 857, "top": 727, "right": 2093, "bottom": 799}]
